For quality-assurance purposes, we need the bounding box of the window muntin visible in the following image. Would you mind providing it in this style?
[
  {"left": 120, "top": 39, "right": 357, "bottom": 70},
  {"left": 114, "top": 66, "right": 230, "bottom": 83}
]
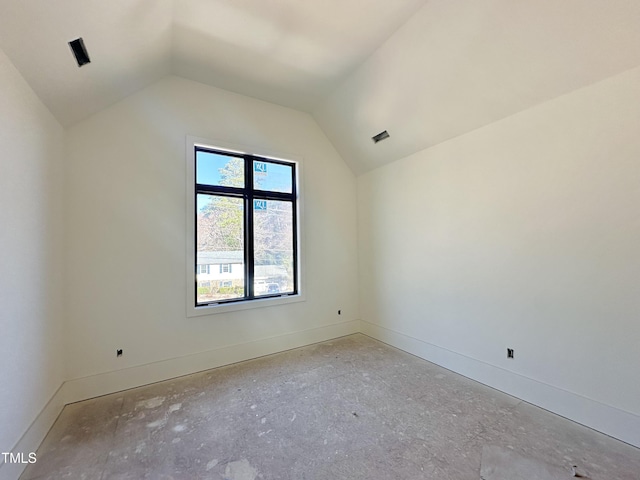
[{"left": 194, "top": 147, "right": 298, "bottom": 307}]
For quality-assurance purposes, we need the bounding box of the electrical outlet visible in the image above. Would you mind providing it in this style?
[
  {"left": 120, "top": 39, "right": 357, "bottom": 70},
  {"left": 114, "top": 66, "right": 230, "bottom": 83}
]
[
  {"left": 117, "top": 349, "right": 123, "bottom": 357},
  {"left": 507, "top": 348, "right": 514, "bottom": 359}
]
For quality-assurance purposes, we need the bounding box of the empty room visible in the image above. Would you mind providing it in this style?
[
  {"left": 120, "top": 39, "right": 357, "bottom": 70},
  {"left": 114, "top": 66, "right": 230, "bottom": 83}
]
[{"left": 1, "top": 1, "right": 639, "bottom": 479}]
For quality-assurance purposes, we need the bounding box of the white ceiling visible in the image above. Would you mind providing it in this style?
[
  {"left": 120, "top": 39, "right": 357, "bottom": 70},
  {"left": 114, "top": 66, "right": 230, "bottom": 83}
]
[
  {"left": 315, "top": 0, "right": 640, "bottom": 174},
  {"left": 172, "top": 0, "right": 428, "bottom": 112},
  {"left": 0, "top": 0, "right": 173, "bottom": 128},
  {"left": 1, "top": 0, "right": 639, "bottom": 174},
  {"left": 0, "top": 0, "right": 426, "bottom": 126}
]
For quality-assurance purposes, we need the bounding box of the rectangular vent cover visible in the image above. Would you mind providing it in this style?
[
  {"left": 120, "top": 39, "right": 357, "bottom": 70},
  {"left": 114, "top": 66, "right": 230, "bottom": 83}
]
[
  {"left": 69, "top": 38, "right": 90, "bottom": 67},
  {"left": 372, "top": 130, "right": 390, "bottom": 143}
]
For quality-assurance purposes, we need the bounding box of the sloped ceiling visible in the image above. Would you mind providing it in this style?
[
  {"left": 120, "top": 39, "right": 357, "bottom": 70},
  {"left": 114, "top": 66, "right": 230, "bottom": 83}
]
[
  {"left": 172, "top": 0, "right": 428, "bottom": 112},
  {"left": 315, "top": 0, "right": 640, "bottom": 174},
  {"left": 0, "top": 0, "right": 174, "bottom": 128},
  {"left": 1, "top": 0, "right": 639, "bottom": 174},
  {"left": 0, "top": 0, "right": 426, "bottom": 126}
]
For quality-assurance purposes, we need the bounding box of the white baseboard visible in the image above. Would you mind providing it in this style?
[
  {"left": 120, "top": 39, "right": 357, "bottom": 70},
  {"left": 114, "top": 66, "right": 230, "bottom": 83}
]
[
  {"left": 360, "top": 320, "right": 640, "bottom": 449},
  {"left": 61, "top": 319, "right": 360, "bottom": 405},
  {"left": 0, "top": 384, "right": 66, "bottom": 480}
]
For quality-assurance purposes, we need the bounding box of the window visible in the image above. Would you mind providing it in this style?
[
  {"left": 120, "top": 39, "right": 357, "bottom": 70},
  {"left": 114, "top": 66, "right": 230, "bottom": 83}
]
[
  {"left": 197, "top": 264, "right": 210, "bottom": 275},
  {"left": 193, "top": 145, "right": 298, "bottom": 307}
]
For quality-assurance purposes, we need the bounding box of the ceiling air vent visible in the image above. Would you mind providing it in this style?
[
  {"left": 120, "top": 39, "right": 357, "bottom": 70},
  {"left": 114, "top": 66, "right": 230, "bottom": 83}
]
[
  {"left": 372, "top": 130, "right": 390, "bottom": 143},
  {"left": 69, "top": 38, "right": 90, "bottom": 67}
]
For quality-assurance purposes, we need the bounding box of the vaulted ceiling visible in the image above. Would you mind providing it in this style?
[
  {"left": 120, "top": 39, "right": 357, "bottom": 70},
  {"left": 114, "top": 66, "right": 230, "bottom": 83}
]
[
  {"left": 0, "top": 0, "right": 426, "bottom": 127},
  {"left": 1, "top": 0, "right": 639, "bottom": 174}
]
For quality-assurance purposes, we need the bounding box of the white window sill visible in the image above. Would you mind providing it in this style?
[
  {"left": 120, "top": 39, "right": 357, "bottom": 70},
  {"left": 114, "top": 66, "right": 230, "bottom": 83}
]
[{"left": 187, "top": 293, "right": 305, "bottom": 317}]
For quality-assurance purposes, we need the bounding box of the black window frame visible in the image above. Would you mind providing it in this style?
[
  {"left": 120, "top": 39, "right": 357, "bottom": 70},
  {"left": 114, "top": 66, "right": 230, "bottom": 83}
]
[{"left": 194, "top": 147, "right": 298, "bottom": 307}]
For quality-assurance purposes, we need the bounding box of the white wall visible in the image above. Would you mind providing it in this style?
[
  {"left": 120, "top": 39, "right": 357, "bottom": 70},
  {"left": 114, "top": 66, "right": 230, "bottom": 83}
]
[
  {"left": 358, "top": 67, "right": 640, "bottom": 446},
  {"left": 64, "top": 76, "right": 358, "bottom": 386},
  {"left": 0, "top": 48, "right": 65, "bottom": 473}
]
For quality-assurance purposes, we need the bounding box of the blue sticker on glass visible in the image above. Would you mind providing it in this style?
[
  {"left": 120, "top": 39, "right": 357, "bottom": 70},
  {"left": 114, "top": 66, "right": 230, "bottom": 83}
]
[
  {"left": 254, "top": 199, "right": 267, "bottom": 210},
  {"left": 254, "top": 162, "right": 268, "bottom": 173}
]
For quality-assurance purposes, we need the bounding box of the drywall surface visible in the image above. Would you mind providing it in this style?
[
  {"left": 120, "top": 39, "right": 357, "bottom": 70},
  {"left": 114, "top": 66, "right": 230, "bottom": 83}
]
[
  {"left": 315, "top": 0, "right": 640, "bottom": 175},
  {"left": 358, "top": 67, "right": 640, "bottom": 434},
  {"left": 64, "top": 76, "right": 358, "bottom": 381},
  {"left": 0, "top": 48, "right": 65, "bottom": 468}
]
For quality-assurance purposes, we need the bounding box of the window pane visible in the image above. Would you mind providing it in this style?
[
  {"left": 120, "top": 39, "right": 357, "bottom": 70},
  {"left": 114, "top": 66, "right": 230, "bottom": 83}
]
[
  {"left": 196, "top": 194, "right": 244, "bottom": 303},
  {"left": 253, "top": 160, "right": 292, "bottom": 193},
  {"left": 253, "top": 200, "right": 294, "bottom": 295},
  {"left": 196, "top": 151, "right": 244, "bottom": 187}
]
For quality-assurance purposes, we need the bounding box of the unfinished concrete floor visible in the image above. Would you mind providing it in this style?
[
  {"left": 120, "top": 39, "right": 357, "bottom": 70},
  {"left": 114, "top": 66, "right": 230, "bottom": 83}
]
[{"left": 21, "top": 334, "right": 640, "bottom": 479}]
